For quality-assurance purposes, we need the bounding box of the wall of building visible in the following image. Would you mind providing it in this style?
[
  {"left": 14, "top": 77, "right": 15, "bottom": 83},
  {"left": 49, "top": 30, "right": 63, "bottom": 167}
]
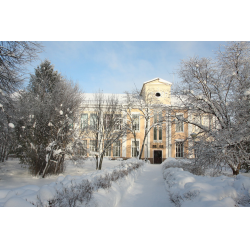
[{"left": 79, "top": 78, "right": 191, "bottom": 163}]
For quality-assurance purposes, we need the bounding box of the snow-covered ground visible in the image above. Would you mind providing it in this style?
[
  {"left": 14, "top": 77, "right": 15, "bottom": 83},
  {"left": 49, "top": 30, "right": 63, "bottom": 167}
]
[
  {"left": 117, "top": 163, "right": 172, "bottom": 207},
  {"left": 0, "top": 157, "right": 121, "bottom": 189},
  {"left": 162, "top": 158, "right": 250, "bottom": 207},
  {"left": 0, "top": 157, "right": 145, "bottom": 207},
  {"left": 2, "top": 156, "right": 250, "bottom": 207}
]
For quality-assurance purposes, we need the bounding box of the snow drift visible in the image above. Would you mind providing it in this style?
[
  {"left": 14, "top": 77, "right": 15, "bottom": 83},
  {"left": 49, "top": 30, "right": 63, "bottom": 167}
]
[{"left": 162, "top": 158, "right": 250, "bottom": 207}]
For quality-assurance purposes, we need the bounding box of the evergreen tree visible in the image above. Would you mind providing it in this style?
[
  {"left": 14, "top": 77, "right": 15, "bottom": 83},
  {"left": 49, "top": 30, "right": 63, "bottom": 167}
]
[{"left": 16, "top": 60, "right": 82, "bottom": 177}]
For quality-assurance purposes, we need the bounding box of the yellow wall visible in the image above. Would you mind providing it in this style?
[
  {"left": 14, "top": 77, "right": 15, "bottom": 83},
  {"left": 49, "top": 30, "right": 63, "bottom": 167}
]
[
  {"left": 171, "top": 110, "right": 189, "bottom": 158},
  {"left": 126, "top": 109, "right": 146, "bottom": 158},
  {"left": 141, "top": 79, "right": 171, "bottom": 105},
  {"left": 79, "top": 78, "right": 191, "bottom": 161}
]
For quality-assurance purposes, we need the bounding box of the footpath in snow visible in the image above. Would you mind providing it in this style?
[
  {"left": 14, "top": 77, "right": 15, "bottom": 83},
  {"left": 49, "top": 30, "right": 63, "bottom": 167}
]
[{"left": 117, "top": 163, "right": 172, "bottom": 207}]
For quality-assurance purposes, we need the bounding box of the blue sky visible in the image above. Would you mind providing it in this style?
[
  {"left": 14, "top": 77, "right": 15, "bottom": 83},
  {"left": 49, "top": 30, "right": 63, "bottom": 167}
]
[{"left": 26, "top": 41, "right": 226, "bottom": 94}]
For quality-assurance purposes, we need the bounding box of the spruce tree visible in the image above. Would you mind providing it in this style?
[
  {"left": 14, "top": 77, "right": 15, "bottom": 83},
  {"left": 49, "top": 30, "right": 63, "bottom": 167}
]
[{"left": 16, "top": 60, "right": 82, "bottom": 177}]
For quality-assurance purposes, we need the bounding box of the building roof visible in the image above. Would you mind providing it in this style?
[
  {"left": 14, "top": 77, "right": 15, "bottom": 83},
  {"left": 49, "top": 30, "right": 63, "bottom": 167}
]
[
  {"left": 82, "top": 93, "right": 128, "bottom": 104},
  {"left": 143, "top": 77, "right": 172, "bottom": 85}
]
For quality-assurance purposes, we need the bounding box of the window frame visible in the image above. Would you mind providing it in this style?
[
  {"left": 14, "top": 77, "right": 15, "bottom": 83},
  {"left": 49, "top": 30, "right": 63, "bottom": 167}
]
[
  {"left": 90, "top": 113, "right": 98, "bottom": 129},
  {"left": 90, "top": 140, "right": 97, "bottom": 153},
  {"left": 114, "top": 114, "right": 122, "bottom": 130},
  {"left": 113, "top": 140, "right": 121, "bottom": 157},
  {"left": 175, "top": 141, "right": 184, "bottom": 158},
  {"left": 104, "top": 142, "right": 111, "bottom": 156},
  {"left": 131, "top": 140, "right": 140, "bottom": 157},
  {"left": 81, "top": 113, "right": 88, "bottom": 130},
  {"left": 132, "top": 113, "right": 140, "bottom": 132},
  {"left": 176, "top": 114, "right": 184, "bottom": 132}
]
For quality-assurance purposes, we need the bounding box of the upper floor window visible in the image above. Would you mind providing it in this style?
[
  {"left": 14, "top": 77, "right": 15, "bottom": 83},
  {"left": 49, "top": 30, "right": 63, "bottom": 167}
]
[
  {"left": 114, "top": 114, "right": 122, "bottom": 130},
  {"left": 154, "top": 126, "right": 162, "bottom": 141},
  {"left": 176, "top": 114, "right": 184, "bottom": 132},
  {"left": 132, "top": 114, "right": 140, "bottom": 131},
  {"left": 90, "top": 114, "right": 98, "bottom": 129},
  {"left": 104, "top": 114, "right": 122, "bottom": 130},
  {"left": 103, "top": 114, "right": 111, "bottom": 129},
  {"left": 154, "top": 112, "right": 163, "bottom": 123},
  {"left": 81, "top": 114, "right": 88, "bottom": 130}
]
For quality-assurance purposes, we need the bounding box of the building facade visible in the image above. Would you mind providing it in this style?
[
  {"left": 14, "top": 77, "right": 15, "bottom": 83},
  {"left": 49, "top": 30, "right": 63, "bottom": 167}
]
[{"left": 79, "top": 78, "right": 194, "bottom": 164}]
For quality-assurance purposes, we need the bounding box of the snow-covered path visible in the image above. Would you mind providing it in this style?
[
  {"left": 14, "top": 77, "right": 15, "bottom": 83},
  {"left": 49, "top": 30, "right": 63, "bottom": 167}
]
[{"left": 117, "top": 163, "right": 172, "bottom": 207}]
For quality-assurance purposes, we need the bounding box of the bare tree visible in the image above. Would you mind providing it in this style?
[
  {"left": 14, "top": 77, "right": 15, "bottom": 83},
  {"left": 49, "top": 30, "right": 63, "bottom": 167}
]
[
  {"left": 0, "top": 41, "right": 42, "bottom": 162},
  {"left": 0, "top": 41, "right": 42, "bottom": 94},
  {"left": 82, "top": 92, "right": 127, "bottom": 170},
  {"left": 174, "top": 41, "right": 250, "bottom": 175},
  {"left": 124, "top": 89, "right": 166, "bottom": 159}
]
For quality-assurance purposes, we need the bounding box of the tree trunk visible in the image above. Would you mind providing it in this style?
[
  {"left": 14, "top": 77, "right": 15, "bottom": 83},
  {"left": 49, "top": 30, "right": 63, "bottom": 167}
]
[
  {"left": 98, "top": 153, "right": 104, "bottom": 170},
  {"left": 139, "top": 126, "right": 149, "bottom": 159},
  {"left": 232, "top": 163, "right": 241, "bottom": 175},
  {"left": 96, "top": 155, "right": 99, "bottom": 170},
  {"left": 42, "top": 149, "right": 54, "bottom": 178}
]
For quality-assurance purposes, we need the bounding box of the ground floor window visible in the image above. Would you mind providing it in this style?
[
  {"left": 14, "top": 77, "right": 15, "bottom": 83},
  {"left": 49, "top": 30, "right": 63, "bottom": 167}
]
[
  {"left": 132, "top": 140, "right": 139, "bottom": 157},
  {"left": 113, "top": 141, "right": 121, "bottom": 157},
  {"left": 74, "top": 140, "right": 87, "bottom": 156},
  {"left": 104, "top": 146, "right": 111, "bottom": 156},
  {"left": 90, "top": 140, "right": 97, "bottom": 152},
  {"left": 176, "top": 141, "right": 184, "bottom": 158}
]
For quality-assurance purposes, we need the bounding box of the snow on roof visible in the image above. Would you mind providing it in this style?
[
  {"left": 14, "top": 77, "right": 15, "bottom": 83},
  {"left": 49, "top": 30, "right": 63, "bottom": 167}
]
[
  {"left": 171, "top": 95, "right": 187, "bottom": 106},
  {"left": 143, "top": 77, "right": 172, "bottom": 85},
  {"left": 83, "top": 93, "right": 127, "bottom": 103}
]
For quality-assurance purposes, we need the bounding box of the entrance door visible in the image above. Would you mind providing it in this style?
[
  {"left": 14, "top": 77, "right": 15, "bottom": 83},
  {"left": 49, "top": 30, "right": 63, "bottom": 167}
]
[{"left": 154, "top": 150, "right": 162, "bottom": 164}]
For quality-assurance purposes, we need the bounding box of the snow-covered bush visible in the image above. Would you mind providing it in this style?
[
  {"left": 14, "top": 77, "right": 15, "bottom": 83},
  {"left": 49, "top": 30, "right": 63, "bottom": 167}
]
[
  {"left": 30, "top": 159, "right": 145, "bottom": 207},
  {"left": 161, "top": 157, "right": 206, "bottom": 176},
  {"left": 162, "top": 166, "right": 250, "bottom": 207}
]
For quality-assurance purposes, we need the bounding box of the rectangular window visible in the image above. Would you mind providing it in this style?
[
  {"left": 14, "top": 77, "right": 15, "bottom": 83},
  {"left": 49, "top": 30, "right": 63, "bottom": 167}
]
[
  {"left": 176, "top": 114, "right": 184, "bottom": 132},
  {"left": 154, "top": 113, "right": 158, "bottom": 123},
  {"left": 90, "top": 140, "right": 97, "bottom": 152},
  {"left": 176, "top": 141, "right": 184, "bottom": 158},
  {"left": 159, "top": 112, "right": 162, "bottom": 122},
  {"left": 132, "top": 114, "right": 139, "bottom": 131},
  {"left": 103, "top": 114, "right": 111, "bottom": 129},
  {"left": 159, "top": 126, "right": 162, "bottom": 140},
  {"left": 104, "top": 144, "right": 111, "bottom": 156},
  {"left": 154, "top": 112, "right": 162, "bottom": 124},
  {"left": 114, "top": 114, "right": 122, "bottom": 130},
  {"left": 132, "top": 140, "right": 139, "bottom": 157},
  {"left": 81, "top": 114, "right": 88, "bottom": 130},
  {"left": 154, "top": 127, "right": 157, "bottom": 140},
  {"left": 113, "top": 141, "right": 120, "bottom": 157},
  {"left": 90, "top": 114, "right": 97, "bottom": 129}
]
